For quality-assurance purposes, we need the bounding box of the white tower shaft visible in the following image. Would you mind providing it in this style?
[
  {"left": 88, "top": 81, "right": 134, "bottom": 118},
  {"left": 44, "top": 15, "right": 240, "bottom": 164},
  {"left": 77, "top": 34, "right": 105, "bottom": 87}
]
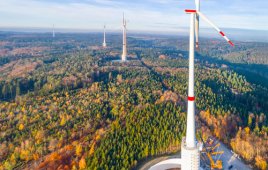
[
  {"left": 53, "top": 24, "right": 55, "bottom": 38},
  {"left": 181, "top": 12, "right": 200, "bottom": 170},
  {"left": 103, "top": 25, "right": 107, "bottom": 47},
  {"left": 122, "top": 14, "right": 127, "bottom": 61},
  {"left": 186, "top": 12, "right": 197, "bottom": 149}
]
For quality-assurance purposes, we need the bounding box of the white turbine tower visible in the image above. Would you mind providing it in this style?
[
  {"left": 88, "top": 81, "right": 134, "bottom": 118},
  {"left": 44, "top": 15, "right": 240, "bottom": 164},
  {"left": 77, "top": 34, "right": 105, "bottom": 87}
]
[
  {"left": 53, "top": 24, "right": 55, "bottom": 38},
  {"left": 149, "top": 1, "right": 233, "bottom": 170},
  {"left": 103, "top": 25, "right": 107, "bottom": 48},
  {"left": 183, "top": 2, "right": 234, "bottom": 169},
  {"left": 121, "top": 13, "right": 127, "bottom": 61}
]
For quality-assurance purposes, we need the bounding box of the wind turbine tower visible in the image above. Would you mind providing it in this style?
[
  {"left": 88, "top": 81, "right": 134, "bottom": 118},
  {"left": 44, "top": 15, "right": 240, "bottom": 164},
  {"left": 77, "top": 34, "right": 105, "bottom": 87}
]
[
  {"left": 121, "top": 13, "right": 127, "bottom": 61},
  {"left": 149, "top": 1, "right": 233, "bottom": 169},
  {"left": 53, "top": 24, "right": 55, "bottom": 38},
  {"left": 103, "top": 25, "right": 107, "bottom": 47},
  {"left": 181, "top": 8, "right": 201, "bottom": 170}
]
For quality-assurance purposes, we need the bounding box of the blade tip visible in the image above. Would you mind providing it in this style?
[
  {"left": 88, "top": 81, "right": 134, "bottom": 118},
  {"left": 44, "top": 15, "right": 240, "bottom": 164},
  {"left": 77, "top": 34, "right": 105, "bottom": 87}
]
[
  {"left": 228, "top": 41, "right": 234, "bottom": 46},
  {"left": 195, "top": 42, "right": 199, "bottom": 49}
]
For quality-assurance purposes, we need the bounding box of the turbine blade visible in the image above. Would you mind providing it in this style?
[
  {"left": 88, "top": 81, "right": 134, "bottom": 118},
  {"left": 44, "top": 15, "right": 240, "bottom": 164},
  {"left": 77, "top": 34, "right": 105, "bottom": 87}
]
[
  {"left": 197, "top": 11, "right": 234, "bottom": 46},
  {"left": 195, "top": 0, "right": 200, "bottom": 49},
  {"left": 195, "top": 0, "right": 200, "bottom": 11},
  {"left": 195, "top": 15, "right": 199, "bottom": 49}
]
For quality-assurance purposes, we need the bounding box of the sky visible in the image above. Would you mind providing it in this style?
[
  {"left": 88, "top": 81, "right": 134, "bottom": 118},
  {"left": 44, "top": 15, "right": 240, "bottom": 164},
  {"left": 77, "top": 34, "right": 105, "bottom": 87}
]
[{"left": 0, "top": 0, "right": 267, "bottom": 33}]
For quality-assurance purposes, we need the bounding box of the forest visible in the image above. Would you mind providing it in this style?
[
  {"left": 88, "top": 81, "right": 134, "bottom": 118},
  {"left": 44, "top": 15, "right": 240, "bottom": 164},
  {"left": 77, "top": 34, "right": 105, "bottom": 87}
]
[{"left": 0, "top": 32, "right": 267, "bottom": 170}]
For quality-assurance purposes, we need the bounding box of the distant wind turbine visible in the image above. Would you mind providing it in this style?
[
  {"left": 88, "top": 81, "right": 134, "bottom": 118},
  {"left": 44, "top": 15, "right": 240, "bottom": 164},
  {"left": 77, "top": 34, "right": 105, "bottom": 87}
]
[
  {"left": 103, "top": 25, "right": 107, "bottom": 47},
  {"left": 53, "top": 24, "right": 55, "bottom": 38},
  {"left": 121, "top": 13, "right": 127, "bottom": 61}
]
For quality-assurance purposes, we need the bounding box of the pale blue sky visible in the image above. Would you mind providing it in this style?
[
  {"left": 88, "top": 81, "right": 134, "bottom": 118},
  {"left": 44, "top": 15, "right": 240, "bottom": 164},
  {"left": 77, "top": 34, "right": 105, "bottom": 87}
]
[{"left": 0, "top": 0, "right": 267, "bottom": 32}]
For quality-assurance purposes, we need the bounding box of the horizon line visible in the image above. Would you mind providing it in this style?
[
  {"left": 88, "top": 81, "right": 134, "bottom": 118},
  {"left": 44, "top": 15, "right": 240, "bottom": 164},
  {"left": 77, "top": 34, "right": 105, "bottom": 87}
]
[
  {"left": 0, "top": 26, "right": 267, "bottom": 43},
  {"left": 0, "top": 26, "right": 268, "bottom": 33}
]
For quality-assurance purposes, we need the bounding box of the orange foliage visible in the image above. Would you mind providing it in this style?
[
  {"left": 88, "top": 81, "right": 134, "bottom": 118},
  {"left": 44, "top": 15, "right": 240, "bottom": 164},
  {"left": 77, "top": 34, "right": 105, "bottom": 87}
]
[
  {"left": 157, "top": 91, "right": 179, "bottom": 104},
  {"left": 244, "top": 127, "right": 250, "bottom": 135},
  {"left": 75, "top": 144, "right": 83, "bottom": 157},
  {"left": 49, "top": 152, "right": 62, "bottom": 161},
  {"left": 33, "top": 153, "right": 40, "bottom": 160},
  {"left": 89, "top": 143, "right": 95, "bottom": 156},
  {"left": 20, "top": 149, "right": 31, "bottom": 161},
  {"left": 231, "top": 128, "right": 268, "bottom": 166},
  {"left": 255, "top": 156, "right": 267, "bottom": 170},
  {"left": 60, "top": 116, "right": 66, "bottom": 126},
  {"left": 200, "top": 110, "right": 239, "bottom": 143},
  {"left": 65, "top": 145, "right": 73, "bottom": 151},
  {"left": 18, "top": 124, "right": 24, "bottom": 131},
  {"left": 95, "top": 134, "right": 101, "bottom": 141},
  {"left": 79, "top": 157, "right": 86, "bottom": 170}
]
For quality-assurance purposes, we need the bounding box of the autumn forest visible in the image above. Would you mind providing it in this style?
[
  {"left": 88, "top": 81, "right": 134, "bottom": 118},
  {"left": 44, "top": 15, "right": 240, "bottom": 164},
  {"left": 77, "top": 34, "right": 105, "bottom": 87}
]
[{"left": 0, "top": 33, "right": 267, "bottom": 170}]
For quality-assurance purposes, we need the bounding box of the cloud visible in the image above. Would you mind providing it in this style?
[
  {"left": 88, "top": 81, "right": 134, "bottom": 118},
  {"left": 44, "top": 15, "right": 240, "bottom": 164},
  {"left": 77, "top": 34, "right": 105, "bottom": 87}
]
[{"left": 0, "top": 0, "right": 267, "bottom": 32}]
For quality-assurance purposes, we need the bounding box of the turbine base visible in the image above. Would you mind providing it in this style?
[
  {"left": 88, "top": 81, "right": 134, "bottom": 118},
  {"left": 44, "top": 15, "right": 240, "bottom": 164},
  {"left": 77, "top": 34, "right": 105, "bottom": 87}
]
[{"left": 181, "top": 137, "right": 202, "bottom": 170}]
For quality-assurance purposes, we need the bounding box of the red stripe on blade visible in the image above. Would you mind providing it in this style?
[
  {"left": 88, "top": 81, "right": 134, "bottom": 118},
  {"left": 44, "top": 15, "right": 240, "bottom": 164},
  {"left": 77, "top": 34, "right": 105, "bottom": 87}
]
[
  {"left": 219, "top": 31, "right": 225, "bottom": 36},
  {"left": 188, "top": 96, "right": 195, "bottom": 101},
  {"left": 195, "top": 42, "right": 199, "bottom": 50},
  {"left": 228, "top": 41, "right": 234, "bottom": 46},
  {"left": 185, "top": 9, "right": 197, "bottom": 13}
]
